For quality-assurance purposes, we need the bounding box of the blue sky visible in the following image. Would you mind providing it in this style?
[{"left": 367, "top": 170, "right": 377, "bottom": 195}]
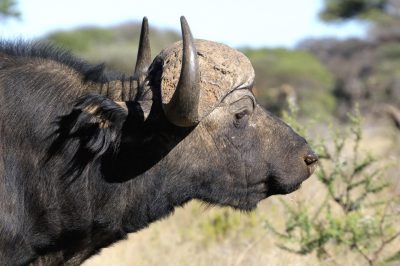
[{"left": 1, "top": 0, "right": 367, "bottom": 48}]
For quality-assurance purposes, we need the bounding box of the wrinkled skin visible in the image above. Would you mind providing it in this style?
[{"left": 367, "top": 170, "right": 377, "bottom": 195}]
[{"left": 157, "top": 89, "right": 315, "bottom": 210}]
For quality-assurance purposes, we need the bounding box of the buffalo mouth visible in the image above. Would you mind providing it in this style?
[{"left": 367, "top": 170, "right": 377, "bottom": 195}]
[
  {"left": 264, "top": 170, "right": 314, "bottom": 197},
  {"left": 231, "top": 178, "right": 303, "bottom": 211},
  {"left": 264, "top": 158, "right": 318, "bottom": 197},
  {"left": 265, "top": 177, "right": 302, "bottom": 196}
]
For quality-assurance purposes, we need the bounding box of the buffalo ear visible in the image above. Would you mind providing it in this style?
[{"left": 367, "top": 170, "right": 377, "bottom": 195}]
[
  {"left": 63, "top": 94, "right": 128, "bottom": 155},
  {"left": 47, "top": 94, "right": 128, "bottom": 177},
  {"left": 68, "top": 94, "right": 128, "bottom": 155}
]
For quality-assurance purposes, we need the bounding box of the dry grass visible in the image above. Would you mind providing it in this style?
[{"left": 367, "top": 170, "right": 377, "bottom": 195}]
[
  {"left": 84, "top": 200, "right": 320, "bottom": 266},
  {"left": 84, "top": 120, "right": 400, "bottom": 266}
]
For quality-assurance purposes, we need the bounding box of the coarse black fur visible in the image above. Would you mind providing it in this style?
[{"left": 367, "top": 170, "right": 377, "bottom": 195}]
[
  {"left": 0, "top": 40, "right": 114, "bottom": 83},
  {"left": 0, "top": 41, "right": 316, "bottom": 265},
  {"left": 0, "top": 41, "right": 195, "bottom": 265},
  {"left": 46, "top": 94, "right": 128, "bottom": 179}
]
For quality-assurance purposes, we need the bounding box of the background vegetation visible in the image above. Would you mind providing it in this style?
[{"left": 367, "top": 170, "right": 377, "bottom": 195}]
[{"left": 0, "top": 0, "right": 19, "bottom": 21}]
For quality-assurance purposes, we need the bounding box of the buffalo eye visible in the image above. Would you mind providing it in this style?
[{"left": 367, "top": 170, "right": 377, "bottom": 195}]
[
  {"left": 235, "top": 110, "right": 248, "bottom": 120},
  {"left": 229, "top": 95, "right": 254, "bottom": 129},
  {"left": 233, "top": 109, "right": 250, "bottom": 128}
]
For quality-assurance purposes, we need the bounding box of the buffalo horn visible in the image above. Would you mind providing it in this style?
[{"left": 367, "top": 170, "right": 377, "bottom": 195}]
[
  {"left": 134, "top": 17, "right": 151, "bottom": 86},
  {"left": 164, "top": 16, "right": 200, "bottom": 127}
]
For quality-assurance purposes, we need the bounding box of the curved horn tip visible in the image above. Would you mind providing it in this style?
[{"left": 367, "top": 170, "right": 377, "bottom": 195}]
[
  {"left": 139, "top": 17, "right": 149, "bottom": 42},
  {"left": 134, "top": 15, "right": 152, "bottom": 80},
  {"left": 163, "top": 16, "right": 200, "bottom": 127},
  {"left": 180, "top": 16, "right": 186, "bottom": 23},
  {"left": 180, "top": 16, "right": 192, "bottom": 34},
  {"left": 141, "top": 17, "right": 148, "bottom": 29}
]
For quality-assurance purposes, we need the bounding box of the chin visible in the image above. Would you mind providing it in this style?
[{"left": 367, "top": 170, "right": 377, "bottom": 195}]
[
  {"left": 266, "top": 178, "right": 303, "bottom": 196},
  {"left": 236, "top": 194, "right": 268, "bottom": 211},
  {"left": 234, "top": 203, "right": 258, "bottom": 212},
  {"left": 211, "top": 196, "right": 261, "bottom": 212}
]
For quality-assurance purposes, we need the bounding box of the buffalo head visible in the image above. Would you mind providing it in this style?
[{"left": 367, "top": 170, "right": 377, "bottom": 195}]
[{"left": 106, "top": 17, "right": 318, "bottom": 211}]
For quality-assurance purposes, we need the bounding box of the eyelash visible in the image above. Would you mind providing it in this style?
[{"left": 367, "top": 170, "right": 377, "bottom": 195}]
[{"left": 235, "top": 110, "right": 248, "bottom": 120}]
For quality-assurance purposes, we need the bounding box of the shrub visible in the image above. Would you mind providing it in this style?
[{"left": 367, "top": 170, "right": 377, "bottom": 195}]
[{"left": 266, "top": 102, "right": 400, "bottom": 266}]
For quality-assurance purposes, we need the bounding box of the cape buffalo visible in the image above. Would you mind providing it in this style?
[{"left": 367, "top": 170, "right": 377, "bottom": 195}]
[{"left": 0, "top": 17, "right": 318, "bottom": 265}]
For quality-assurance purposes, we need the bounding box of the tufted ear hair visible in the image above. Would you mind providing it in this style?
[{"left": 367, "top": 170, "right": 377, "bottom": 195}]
[
  {"left": 47, "top": 94, "right": 128, "bottom": 178},
  {"left": 69, "top": 94, "right": 128, "bottom": 154}
]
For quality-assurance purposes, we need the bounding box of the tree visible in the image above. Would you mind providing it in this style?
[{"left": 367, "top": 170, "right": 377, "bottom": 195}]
[
  {"left": 0, "top": 0, "right": 20, "bottom": 22},
  {"left": 319, "top": 0, "right": 400, "bottom": 22},
  {"left": 320, "top": 0, "right": 388, "bottom": 21},
  {"left": 321, "top": 0, "right": 400, "bottom": 42}
]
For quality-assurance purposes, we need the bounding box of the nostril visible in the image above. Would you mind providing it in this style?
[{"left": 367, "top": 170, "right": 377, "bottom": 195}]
[{"left": 304, "top": 151, "right": 318, "bottom": 166}]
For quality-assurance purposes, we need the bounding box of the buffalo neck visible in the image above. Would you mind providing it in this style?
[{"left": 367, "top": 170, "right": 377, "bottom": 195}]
[
  {"left": 85, "top": 118, "right": 195, "bottom": 236},
  {"left": 118, "top": 157, "right": 193, "bottom": 234}
]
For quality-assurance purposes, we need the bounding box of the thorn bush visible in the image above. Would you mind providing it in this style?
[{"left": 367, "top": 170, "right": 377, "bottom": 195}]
[{"left": 266, "top": 102, "right": 400, "bottom": 266}]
